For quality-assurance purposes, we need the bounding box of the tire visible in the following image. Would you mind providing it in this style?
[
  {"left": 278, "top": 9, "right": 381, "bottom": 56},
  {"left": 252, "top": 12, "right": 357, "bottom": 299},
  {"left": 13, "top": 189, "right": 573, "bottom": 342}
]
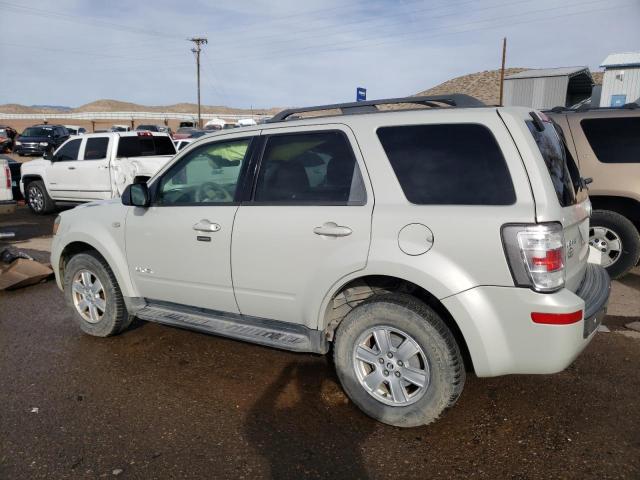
[
  {"left": 333, "top": 293, "right": 465, "bottom": 428},
  {"left": 589, "top": 210, "right": 640, "bottom": 279},
  {"left": 63, "top": 252, "right": 134, "bottom": 337},
  {"left": 25, "top": 180, "right": 55, "bottom": 214}
]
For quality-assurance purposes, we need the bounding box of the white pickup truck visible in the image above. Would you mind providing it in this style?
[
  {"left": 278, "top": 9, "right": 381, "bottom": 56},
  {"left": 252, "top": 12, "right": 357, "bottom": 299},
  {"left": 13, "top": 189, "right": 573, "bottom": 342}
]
[{"left": 20, "top": 131, "right": 176, "bottom": 214}]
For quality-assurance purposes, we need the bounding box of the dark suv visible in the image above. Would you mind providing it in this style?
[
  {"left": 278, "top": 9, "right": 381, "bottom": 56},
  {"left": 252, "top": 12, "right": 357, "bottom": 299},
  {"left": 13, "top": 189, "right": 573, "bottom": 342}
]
[{"left": 14, "top": 125, "right": 70, "bottom": 156}]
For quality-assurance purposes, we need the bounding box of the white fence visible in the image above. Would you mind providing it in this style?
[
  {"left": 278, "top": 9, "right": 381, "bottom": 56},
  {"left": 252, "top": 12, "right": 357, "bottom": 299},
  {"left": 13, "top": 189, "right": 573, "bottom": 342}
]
[{"left": 0, "top": 111, "right": 270, "bottom": 121}]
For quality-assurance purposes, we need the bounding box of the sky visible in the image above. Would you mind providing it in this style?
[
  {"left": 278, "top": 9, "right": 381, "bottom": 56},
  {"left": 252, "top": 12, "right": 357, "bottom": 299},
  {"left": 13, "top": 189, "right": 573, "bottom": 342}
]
[{"left": 0, "top": 0, "right": 639, "bottom": 109}]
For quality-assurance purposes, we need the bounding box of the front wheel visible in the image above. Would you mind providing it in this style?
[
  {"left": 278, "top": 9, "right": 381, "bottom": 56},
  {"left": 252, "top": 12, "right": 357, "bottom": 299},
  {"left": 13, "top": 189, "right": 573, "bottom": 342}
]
[
  {"left": 333, "top": 294, "right": 465, "bottom": 427},
  {"left": 589, "top": 210, "right": 640, "bottom": 279},
  {"left": 63, "top": 252, "right": 134, "bottom": 337},
  {"left": 25, "top": 180, "right": 55, "bottom": 214}
]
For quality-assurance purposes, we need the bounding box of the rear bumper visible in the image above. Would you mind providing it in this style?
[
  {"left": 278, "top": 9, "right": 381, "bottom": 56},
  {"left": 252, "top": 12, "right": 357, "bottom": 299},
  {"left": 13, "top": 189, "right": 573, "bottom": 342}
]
[
  {"left": 0, "top": 199, "right": 16, "bottom": 214},
  {"left": 442, "top": 264, "right": 610, "bottom": 377}
]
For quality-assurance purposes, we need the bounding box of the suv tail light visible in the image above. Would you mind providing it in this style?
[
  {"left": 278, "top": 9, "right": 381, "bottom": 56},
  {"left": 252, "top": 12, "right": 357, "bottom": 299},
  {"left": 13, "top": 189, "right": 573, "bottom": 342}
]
[
  {"left": 502, "top": 223, "right": 565, "bottom": 292},
  {"left": 4, "top": 166, "right": 10, "bottom": 189},
  {"left": 137, "top": 131, "right": 153, "bottom": 137}
]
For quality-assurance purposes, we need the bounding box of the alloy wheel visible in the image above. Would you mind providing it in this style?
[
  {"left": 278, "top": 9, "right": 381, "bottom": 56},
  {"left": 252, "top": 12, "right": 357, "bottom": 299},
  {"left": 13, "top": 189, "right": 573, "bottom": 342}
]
[
  {"left": 71, "top": 269, "right": 106, "bottom": 324},
  {"left": 28, "top": 185, "right": 44, "bottom": 212},
  {"left": 352, "top": 325, "right": 430, "bottom": 407},
  {"left": 589, "top": 226, "right": 623, "bottom": 268}
]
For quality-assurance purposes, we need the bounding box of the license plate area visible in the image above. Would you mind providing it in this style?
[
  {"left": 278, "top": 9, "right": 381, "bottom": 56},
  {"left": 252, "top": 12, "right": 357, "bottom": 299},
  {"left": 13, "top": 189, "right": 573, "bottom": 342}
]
[{"left": 584, "top": 306, "right": 606, "bottom": 338}]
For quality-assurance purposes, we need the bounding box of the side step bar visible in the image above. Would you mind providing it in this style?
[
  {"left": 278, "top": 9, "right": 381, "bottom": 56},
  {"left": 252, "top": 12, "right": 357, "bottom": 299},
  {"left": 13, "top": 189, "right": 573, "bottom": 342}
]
[{"left": 135, "top": 301, "right": 329, "bottom": 354}]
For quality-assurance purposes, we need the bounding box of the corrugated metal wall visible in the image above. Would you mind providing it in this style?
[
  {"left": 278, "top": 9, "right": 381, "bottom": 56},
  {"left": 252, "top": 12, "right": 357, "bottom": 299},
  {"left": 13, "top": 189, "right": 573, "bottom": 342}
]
[
  {"left": 504, "top": 76, "right": 569, "bottom": 109},
  {"left": 599, "top": 68, "right": 640, "bottom": 106}
]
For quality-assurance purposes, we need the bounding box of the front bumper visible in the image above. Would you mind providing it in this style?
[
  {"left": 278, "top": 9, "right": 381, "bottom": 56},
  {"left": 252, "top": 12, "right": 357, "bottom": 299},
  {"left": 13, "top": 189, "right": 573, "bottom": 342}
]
[
  {"left": 14, "top": 145, "right": 49, "bottom": 155},
  {"left": 0, "top": 199, "right": 17, "bottom": 214},
  {"left": 442, "top": 264, "right": 610, "bottom": 377}
]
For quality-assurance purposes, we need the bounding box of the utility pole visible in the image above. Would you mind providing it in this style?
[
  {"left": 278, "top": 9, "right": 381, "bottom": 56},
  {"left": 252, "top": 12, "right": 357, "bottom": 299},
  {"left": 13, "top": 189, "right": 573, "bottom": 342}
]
[
  {"left": 189, "top": 37, "right": 208, "bottom": 128},
  {"left": 499, "top": 37, "right": 507, "bottom": 107}
]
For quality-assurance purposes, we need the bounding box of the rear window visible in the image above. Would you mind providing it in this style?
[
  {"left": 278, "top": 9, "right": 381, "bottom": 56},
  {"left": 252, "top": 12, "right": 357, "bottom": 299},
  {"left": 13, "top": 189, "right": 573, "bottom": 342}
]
[
  {"left": 526, "top": 119, "right": 579, "bottom": 207},
  {"left": 117, "top": 135, "right": 176, "bottom": 157},
  {"left": 580, "top": 117, "right": 640, "bottom": 163},
  {"left": 377, "top": 124, "right": 515, "bottom": 205}
]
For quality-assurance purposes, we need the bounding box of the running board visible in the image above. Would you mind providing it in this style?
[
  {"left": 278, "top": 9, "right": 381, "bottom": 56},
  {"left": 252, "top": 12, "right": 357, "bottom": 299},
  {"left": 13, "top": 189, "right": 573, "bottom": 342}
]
[{"left": 135, "top": 300, "right": 328, "bottom": 354}]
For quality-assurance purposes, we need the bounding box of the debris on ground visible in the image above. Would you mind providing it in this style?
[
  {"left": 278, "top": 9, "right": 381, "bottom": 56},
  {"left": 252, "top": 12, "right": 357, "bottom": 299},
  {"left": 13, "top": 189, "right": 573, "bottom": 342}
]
[
  {"left": 597, "top": 325, "right": 610, "bottom": 333},
  {"left": 0, "top": 243, "right": 52, "bottom": 290},
  {"left": 625, "top": 321, "right": 640, "bottom": 333}
]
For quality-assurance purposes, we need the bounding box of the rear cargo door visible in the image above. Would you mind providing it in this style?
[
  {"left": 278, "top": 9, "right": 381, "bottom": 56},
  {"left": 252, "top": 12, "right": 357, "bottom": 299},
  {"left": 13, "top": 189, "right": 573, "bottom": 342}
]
[{"left": 526, "top": 116, "right": 590, "bottom": 292}]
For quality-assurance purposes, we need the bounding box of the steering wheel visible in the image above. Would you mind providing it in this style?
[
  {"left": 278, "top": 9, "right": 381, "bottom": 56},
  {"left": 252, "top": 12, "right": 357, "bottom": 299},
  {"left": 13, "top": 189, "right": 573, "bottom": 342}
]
[{"left": 196, "top": 181, "right": 233, "bottom": 203}]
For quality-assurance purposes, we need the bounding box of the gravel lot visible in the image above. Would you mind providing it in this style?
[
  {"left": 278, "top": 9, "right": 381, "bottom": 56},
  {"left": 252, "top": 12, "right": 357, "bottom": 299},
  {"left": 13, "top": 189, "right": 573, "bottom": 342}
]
[{"left": 1, "top": 207, "right": 639, "bottom": 479}]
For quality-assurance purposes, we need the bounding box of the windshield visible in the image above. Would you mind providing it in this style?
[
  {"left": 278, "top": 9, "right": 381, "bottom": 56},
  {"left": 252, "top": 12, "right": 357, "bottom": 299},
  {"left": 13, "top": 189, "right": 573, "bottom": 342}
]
[
  {"left": 526, "top": 118, "right": 581, "bottom": 207},
  {"left": 22, "top": 127, "right": 54, "bottom": 137}
]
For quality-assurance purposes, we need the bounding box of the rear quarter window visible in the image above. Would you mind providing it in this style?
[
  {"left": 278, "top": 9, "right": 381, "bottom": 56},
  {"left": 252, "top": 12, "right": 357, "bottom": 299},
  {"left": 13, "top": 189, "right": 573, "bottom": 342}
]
[
  {"left": 376, "top": 123, "right": 516, "bottom": 205},
  {"left": 580, "top": 117, "right": 640, "bottom": 163},
  {"left": 117, "top": 136, "right": 176, "bottom": 157}
]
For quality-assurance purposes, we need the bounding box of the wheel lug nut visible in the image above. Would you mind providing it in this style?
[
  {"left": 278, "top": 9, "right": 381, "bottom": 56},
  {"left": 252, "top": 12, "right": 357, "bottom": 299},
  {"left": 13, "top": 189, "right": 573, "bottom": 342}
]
[
  {"left": 383, "top": 370, "right": 389, "bottom": 376},
  {"left": 378, "top": 358, "right": 384, "bottom": 364},
  {"left": 394, "top": 371, "right": 401, "bottom": 377},
  {"left": 387, "top": 353, "right": 393, "bottom": 359},
  {"left": 398, "top": 360, "right": 404, "bottom": 367}
]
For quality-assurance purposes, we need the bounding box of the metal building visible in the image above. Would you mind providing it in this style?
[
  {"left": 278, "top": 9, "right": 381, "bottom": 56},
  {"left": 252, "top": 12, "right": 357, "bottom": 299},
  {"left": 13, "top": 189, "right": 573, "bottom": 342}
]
[
  {"left": 503, "top": 67, "right": 594, "bottom": 109},
  {"left": 599, "top": 52, "right": 640, "bottom": 107}
]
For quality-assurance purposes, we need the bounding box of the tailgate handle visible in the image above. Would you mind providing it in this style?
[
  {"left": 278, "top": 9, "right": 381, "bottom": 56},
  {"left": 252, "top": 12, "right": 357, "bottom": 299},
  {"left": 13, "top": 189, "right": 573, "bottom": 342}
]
[
  {"left": 313, "top": 222, "right": 352, "bottom": 237},
  {"left": 67, "top": 166, "right": 76, "bottom": 170}
]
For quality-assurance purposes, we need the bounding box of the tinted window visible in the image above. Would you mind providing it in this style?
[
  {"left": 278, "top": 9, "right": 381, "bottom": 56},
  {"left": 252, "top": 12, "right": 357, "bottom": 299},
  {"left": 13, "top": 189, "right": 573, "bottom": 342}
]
[
  {"left": 254, "top": 131, "right": 366, "bottom": 204},
  {"left": 22, "top": 127, "right": 54, "bottom": 137},
  {"left": 157, "top": 138, "right": 251, "bottom": 205},
  {"left": 55, "top": 139, "right": 81, "bottom": 161},
  {"left": 84, "top": 137, "right": 109, "bottom": 160},
  {"left": 377, "top": 124, "right": 515, "bottom": 205},
  {"left": 581, "top": 117, "right": 640, "bottom": 163},
  {"left": 526, "top": 120, "right": 578, "bottom": 207},
  {"left": 117, "top": 136, "right": 176, "bottom": 157}
]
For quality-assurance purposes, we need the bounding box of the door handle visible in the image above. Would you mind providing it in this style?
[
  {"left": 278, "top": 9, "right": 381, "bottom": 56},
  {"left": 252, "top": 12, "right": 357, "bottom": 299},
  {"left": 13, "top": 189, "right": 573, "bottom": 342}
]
[
  {"left": 313, "top": 222, "right": 352, "bottom": 237},
  {"left": 193, "top": 219, "right": 221, "bottom": 232},
  {"left": 68, "top": 166, "right": 76, "bottom": 170}
]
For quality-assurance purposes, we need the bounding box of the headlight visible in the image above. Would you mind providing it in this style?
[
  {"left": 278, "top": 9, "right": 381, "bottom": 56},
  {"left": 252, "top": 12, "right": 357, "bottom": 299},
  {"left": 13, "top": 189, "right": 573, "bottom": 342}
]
[
  {"left": 39, "top": 142, "right": 49, "bottom": 146},
  {"left": 15, "top": 141, "right": 22, "bottom": 146},
  {"left": 52, "top": 216, "right": 61, "bottom": 236}
]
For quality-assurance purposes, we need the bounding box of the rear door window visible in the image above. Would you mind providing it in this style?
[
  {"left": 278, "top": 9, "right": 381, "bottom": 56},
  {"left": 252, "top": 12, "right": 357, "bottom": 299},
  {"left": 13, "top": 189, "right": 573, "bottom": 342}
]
[
  {"left": 580, "top": 117, "right": 640, "bottom": 163},
  {"left": 117, "top": 135, "right": 176, "bottom": 157},
  {"left": 526, "top": 119, "right": 580, "bottom": 207},
  {"left": 377, "top": 124, "right": 515, "bottom": 205},
  {"left": 253, "top": 131, "right": 366, "bottom": 205},
  {"left": 83, "top": 137, "right": 109, "bottom": 160}
]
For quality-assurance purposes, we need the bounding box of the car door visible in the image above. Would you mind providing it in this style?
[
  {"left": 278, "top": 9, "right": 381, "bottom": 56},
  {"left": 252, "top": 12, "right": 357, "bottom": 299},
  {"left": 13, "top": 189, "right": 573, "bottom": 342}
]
[
  {"left": 125, "top": 132, "right": 257, "bottom": 312},
  {"left": 231, "top": 125, "right": 374, "bottom": 329},
  {"left": 73, "top": 135, "right": 113, "bottom": 200},
  {"left": 46, "top": 137, "right": 83, "bottom": 200}
]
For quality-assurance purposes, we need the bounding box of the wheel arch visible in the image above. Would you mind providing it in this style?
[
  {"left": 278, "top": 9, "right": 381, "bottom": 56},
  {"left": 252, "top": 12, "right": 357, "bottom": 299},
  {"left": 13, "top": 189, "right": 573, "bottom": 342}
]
[
  {"left": 589, "top": 195, "right": 640, "bottom": 228},
  {"left": 320, "top": 274, "right": 474, "bottom": 372}
]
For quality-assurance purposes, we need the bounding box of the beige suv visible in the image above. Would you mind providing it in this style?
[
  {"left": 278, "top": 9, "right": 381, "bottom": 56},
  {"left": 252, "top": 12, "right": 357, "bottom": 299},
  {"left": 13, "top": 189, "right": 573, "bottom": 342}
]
[{"left": 549, "top": 106, "right": 640, "bottom": 278}]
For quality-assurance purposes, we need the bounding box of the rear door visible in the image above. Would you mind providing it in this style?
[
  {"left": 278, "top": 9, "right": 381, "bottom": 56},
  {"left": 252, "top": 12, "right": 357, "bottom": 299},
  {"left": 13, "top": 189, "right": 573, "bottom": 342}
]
[
  {"left": 73, "top": 135, "right": 113, "bottom": 200},
  {"left": 231, "top": 125, "right": 373, "bottom": 329}
]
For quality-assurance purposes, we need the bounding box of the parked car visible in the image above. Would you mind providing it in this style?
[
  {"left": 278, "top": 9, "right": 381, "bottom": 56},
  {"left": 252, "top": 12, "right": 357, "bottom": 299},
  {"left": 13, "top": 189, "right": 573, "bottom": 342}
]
[
  {"left": 174, "top": 138, "right": 193, "bottom": 151},
  {"left": 173, "top": 127, "right": 197, "bottom": 140},
  {"left": 14, "top": 124, "right": 70, "bottom": 156},
  {"left": 188, "top": 129, "right": 209, "bottom": 139},
  {"left": 548, "top": 104, "right": 640, "bottom": 278},
  {"left": 110, "top": 125, "right": 131, "bottom": 132},
  {"left": 236, "top": 118, "right": 257, "bottom": 127},
  {"left": 0, "top": 125, "right": 17, "bottom": 152},
  {"left": 0, "top": 157, "right": 16, "bottom": 214},
  {"left": 51, "top": 95, "right": 609, "bottom": 428},
  {"left": 64, "top": 125, "right": 87, "bottom": 136},
  {"left": 1, "top": 156, "right": 23, "bottom": 200},
  {"left": 20, "top": 131, "right": 176, "bottom": 214}
]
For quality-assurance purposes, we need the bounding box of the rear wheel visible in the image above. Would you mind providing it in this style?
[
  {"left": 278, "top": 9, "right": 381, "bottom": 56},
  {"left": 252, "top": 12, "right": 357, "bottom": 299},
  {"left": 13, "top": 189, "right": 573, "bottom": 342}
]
[
  {"left": 25, "top": 180, "right": 55, "bottom": 214},
  {"left": 589, "top": 210, "right": 640, "bottom": 279},
  {"left": 333, "top": 293, "right": 465, "bottom": 427}
]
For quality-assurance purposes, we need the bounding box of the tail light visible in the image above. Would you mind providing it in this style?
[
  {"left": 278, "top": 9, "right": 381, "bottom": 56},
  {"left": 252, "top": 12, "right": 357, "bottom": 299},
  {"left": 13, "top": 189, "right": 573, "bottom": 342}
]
[
  {"left": 502, "top": 223, "right": 565, "bottom": 292},
  {"left": 4, "top": 166, "right": 10, "bottom": 189},
  {"left": 137, "top": 131, "right": 153, "bottom": 137}
]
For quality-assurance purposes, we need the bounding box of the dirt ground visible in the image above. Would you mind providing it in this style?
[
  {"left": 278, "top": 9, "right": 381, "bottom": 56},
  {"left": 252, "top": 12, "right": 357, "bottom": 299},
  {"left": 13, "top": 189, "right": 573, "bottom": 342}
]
[{"left": 1, "top": 207, "right": 639, "bottom": 479}]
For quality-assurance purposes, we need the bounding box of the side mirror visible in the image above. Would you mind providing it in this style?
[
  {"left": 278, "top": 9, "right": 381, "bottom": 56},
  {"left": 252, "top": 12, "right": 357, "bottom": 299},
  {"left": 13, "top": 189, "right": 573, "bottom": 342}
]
[
  {"left": 43, "top": 151, "right": 53, "bottom": 161},
  {"left": 122, "top": 182, "right": 150, "bottom": 208}
]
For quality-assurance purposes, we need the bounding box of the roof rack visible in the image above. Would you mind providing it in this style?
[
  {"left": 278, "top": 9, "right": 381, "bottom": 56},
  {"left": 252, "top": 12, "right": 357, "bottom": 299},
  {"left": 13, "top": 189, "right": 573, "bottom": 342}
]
[
  {"left": 545, "top": 102, "right": 639, "bottom": 113},
  {"left": 269, "top": 94, "right": 485, "bottom": 122}
]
